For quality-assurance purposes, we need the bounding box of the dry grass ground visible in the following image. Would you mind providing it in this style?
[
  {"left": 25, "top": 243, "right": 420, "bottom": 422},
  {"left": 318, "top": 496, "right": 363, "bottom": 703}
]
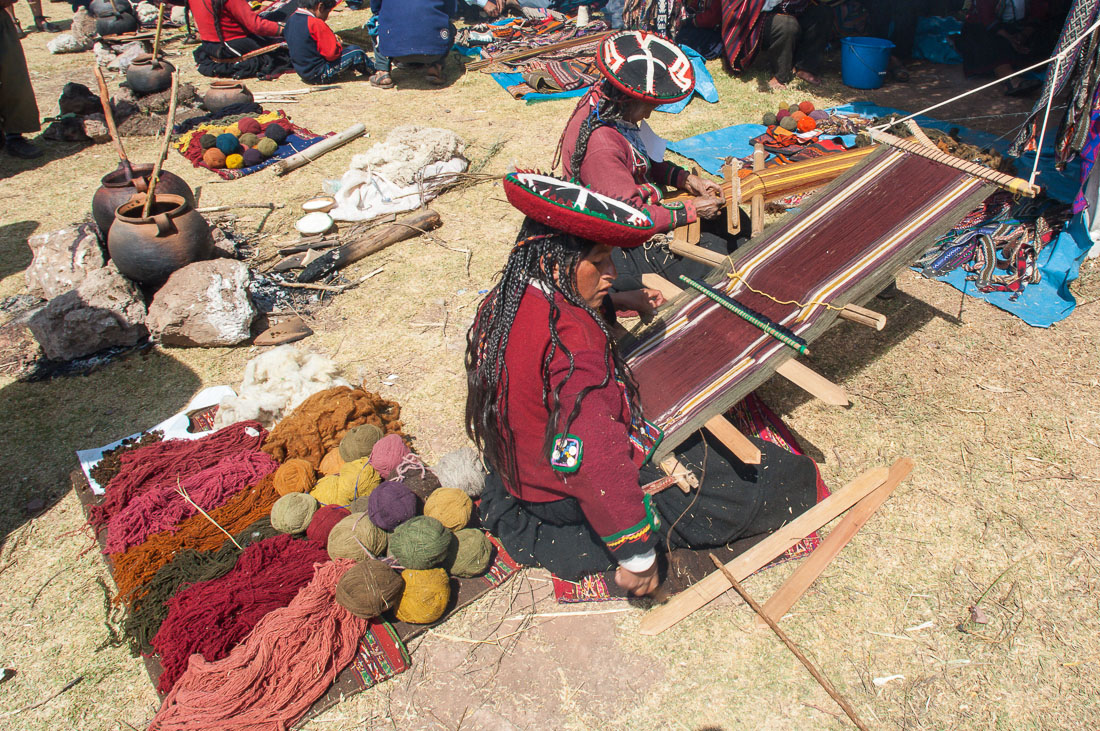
[{"left": 1, "top": 4, "right": 1098, "bottom": 729}]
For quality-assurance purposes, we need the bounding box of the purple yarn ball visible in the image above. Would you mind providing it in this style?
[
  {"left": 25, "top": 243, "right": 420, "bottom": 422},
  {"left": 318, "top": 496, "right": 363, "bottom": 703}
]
[
  {"left": 366, "top": 480, "right": 417, "bottom": 532},
  {"left": 809, "top": 109, "right": 829, "bottom": 121}
]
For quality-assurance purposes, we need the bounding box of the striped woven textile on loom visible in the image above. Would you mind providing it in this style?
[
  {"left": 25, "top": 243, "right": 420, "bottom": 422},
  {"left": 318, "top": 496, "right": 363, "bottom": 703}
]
[{"left": 624, "top": 145, "right": 997, "bottom": 457}]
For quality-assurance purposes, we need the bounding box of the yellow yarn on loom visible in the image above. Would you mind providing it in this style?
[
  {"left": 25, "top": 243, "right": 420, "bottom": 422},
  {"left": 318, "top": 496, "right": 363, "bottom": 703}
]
[
  {"left": 395, "top": 568, "right": 450, "bottom": 624},
  {"left": 724, "top": 269, "right": 843, "bottom": 313},
  {"left": 422, "top": 488, "right": 472, "bottom": 531}
]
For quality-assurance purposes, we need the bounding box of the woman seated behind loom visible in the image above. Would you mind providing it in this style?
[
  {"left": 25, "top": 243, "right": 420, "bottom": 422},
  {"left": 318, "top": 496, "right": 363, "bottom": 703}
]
[
  {"left": 558, "top": 30, "right": 740, "bottom": 290},
  {"left": 469, "top": 171, "right": 819, "bottom": 597},
  {"left": 189, "top": 0, "right": 291, "bottom": 78}
]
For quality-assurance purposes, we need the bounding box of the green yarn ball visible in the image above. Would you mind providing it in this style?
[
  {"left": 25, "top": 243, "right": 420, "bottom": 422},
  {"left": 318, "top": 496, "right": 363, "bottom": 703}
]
[
  {"left": 327, "top": 512, "right": 388, "bottom": 561},
  {"left": 389, "top": 515, "right": 451, "bottom": 570},
  {"left": 779, "top": 115, "right": 798, "bottom": 132},
  {"left": 762, "top": 112, "right": 777, "bottom": 126},
  {"left": 270, "top": 492, "right": 319, "bottom": 534},
  {"left": 442, "top": 528, "right": 493, "bottom": 578},
  {"left": 238, "top": 132, "right": 260, "bottom": 148},
  {"left": 256, "top": 137, "right": 279, "bottom": 157},
  {"left": 199, "top": 133, "right": 217, "bottom": 149},
  {"left": 339, "top": 423, "right": 384, "bottom": 461}
]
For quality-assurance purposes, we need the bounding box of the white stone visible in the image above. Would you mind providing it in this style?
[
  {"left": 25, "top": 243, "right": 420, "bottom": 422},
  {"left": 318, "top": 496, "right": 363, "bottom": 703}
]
[
  {"left": 147, "top": 259, "right": 257, "bottom": 347},
  {"left": 24, "top": 224, "right": 107, "bottom": 300}
]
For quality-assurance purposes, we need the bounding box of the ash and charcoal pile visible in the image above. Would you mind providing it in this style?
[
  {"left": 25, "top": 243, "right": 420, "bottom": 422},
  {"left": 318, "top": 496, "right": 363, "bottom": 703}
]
[{"left": 43, "top": 80, "right": 205, "bottom": 143}]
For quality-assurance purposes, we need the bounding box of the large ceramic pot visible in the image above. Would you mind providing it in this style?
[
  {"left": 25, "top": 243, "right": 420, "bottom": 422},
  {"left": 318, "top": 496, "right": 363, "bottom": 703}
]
[
  {"left": 126, "top": 55, "right": 175, "bottom": 95},
  {"left": 89, "top": 0, "right": 132, "bottom": 16},
  {"left": 203, "top": 80, "right": 253, "bottom": 116},
  {"left": 108, "top": 194, "right": 214, "bottom": 284},
  {"left": 95, "top": 9, "right": 138, "bottom": 36},
  {"left": 92, "top": 164, "right": 196, "bottom": 239}
]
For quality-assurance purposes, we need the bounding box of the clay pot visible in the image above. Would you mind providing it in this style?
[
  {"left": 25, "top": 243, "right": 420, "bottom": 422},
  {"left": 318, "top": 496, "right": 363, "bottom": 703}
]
[
  {"left": 108, "top": 194, "right": 214, "bottom": 284},
  {"left": 126, "top": 55, "right": 175, "bottom": 95},
  {"left": 89, "top": 0, "right": 132, "bottom": 16},
  {"left": 203, "top": 80, "right": 253, "bottom": 116},
  {"left": 95, "top": 9, "right": 138, "bottom": 36},
  {"left": 92, "top": 164, "right": 196, "bottom": 239}
]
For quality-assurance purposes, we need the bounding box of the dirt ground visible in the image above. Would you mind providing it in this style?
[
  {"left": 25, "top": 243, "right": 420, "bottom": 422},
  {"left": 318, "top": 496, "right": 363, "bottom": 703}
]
[{"left": 1, "top": 5, "right": 1098, "bottom": 730}]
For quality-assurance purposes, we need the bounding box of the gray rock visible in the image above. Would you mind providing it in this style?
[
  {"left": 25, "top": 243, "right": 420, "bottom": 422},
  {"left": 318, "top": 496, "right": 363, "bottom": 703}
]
[
  {"left": 107, "top": 41, "right": 149, "bottom": 73},
  {"left": 71, "top": 7, "right": 97, "bottom": 48},
  {"left": 25, "top": 224, "right": 108, "bottom": 300},
  {"left": 169, "top": 5, "right": 185, "bottom": 24},
  {"left": 27, "top": 263, "right": 148, "bottom": 361},
  {"left": 134, "top": 1, "right": 159, "bottom": 23},
  {"left": 210, "top": 227, "right": 238, "bottom": 259},
  {"left": 147, "top": 259, "right": 256, "bottom": 347}
]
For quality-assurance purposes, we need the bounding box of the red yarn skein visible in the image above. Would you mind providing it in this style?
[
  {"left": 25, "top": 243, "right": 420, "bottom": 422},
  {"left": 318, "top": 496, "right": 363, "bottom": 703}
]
[{"left": 306, "top": 505, "right": 350, "bottom": 544}]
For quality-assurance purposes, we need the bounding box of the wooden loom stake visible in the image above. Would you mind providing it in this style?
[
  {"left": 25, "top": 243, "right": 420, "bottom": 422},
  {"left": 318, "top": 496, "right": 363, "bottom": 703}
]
[
  {"left": 759, "top": 457, "right": 913, "bottom": 625},
  {"left": 708, "top": 554, "right": 872, "bottom": 731},
  {"left": 750, "top": 143, "right": 765, "bottom": 237},
  {"left": 142, "top": 70, "right": 179, "bottom": 218},
  {"left": 722, "top": 159, "right": 741, "bottom": 236},
  {"left": 775, "top": 359, "right": 849, "bottom": 406},
  {"left": 838, "top": 303, "right": 886, "bottom": 331},
  {"left": 704, "top": 415, "right": 761, "bottom": 465},
  {"left": 658, "top": 455, "right": 698, "bottom": 493}
]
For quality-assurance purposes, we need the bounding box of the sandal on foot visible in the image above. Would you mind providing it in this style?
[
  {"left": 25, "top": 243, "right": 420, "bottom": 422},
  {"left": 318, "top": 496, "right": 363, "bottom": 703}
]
[
  {"left": 425, "top": 63, "right": 445, "bottom": 86},
  {"left": 370, "top": 70, "right": 395, "bottom": 88}
]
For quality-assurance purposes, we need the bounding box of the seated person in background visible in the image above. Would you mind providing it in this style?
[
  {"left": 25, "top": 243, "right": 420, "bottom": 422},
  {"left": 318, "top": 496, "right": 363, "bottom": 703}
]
[
  {"left": 961, "top": 0, "right": 1052, "bottom": 95},
  {"left": 368, "top": 0, "right": 457, "bottom": 88},
  {"left": 759, "top": 0, "right": 831, "bottom": 88},
  {"left": 189, "top": 0, "right": 290, "bottom": 78},
  {"left": 463, "top": 0, "right": 560, "bottom": 18},
  {"left": 559, "top": 30, "right": 738, "bottom": 289},
  {"left": 285, "top": 0, "right": 372, "bottom": 83},
  {"left": 470, "top": 173, "right": 820, "bottom": 593}
]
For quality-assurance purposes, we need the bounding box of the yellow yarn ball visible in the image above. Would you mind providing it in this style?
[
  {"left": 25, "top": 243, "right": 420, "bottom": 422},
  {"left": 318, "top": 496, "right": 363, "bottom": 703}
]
[
  {"left": 395, "top": 568, "right": 450, "bottom": 624},
  {"left": 423, "top": 487, "right": 473, "bottom": 531},
  {"left": 225, "top": 153, "right": 244, "bottom": 169},
  {"left": 224, "top": 123, "right": 240, "bottom": 136},
  {"left": 319, "top": 448, "right": 345, "bottom": 475},
  {"left": 338, "top": 458, "right": 382, "bottom": 502},
  {"left": 309, "top": 475, "right": 344, "bottom": 505}
]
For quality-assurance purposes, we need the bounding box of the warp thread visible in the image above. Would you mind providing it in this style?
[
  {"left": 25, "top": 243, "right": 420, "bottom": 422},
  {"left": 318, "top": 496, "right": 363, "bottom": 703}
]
[
  {"left": 273, "top": 458, "right": 317, "bottom": 496},
  {"left": 394, "top": 568, "right": 451, "bottom": 624},
  {"left": 270, "top": 492, "right": 320, "bottom": 534},
  {"left": 388, "top": 516, "right": 451, "bottom": 570},
  {"left": 443, "top": 528, "right": 494, "bottom": 578},
  {"left": 367, "top": 433, "right": 412, "bottom": 479},
  {"left": 152, "top": 533, "right": 329, "bottom": 693},
  {"left": 334, "top": 558, "right": 404, "bottom": 619},
  {"left": 149, "top": 560, "right": 366, "bottom": 731},
  {"left": 111, "top": 474, "right": 280, "bottom": 608},
  {"left": 433, "top": 447, "right": 486, "bottom": 498},
  {"left": 339, "top": 423, "right": 384, "bottom": 461},
  {"left": 104, "top": 449, "right": 279, "bottom": 554},
  {"left": 327, "top": 512, "right": 388, "bottom": 561},
  {"left": 423, "top": 488, "right": 473, "bottom": 532},
  {"left": 306, "top": 504, "right": 350, "bottom": 544},
  {"left": 89, "top": 421, "right": 267, "bottom": 530},
  {"left": 261, "top": 387, "right": 403, "bottom": 468}
]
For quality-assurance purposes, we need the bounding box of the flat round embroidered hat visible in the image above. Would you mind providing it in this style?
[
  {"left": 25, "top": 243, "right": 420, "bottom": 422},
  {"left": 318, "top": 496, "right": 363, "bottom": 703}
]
[
  {"left": 596, "top": 31, "right": 695, "bottom": 104},
  {"left": 503, "top": 170, "right": 656, "bottom": 248}
]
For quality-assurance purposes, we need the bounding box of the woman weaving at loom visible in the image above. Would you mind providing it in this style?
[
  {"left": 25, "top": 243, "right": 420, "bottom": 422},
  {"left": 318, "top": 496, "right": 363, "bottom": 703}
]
[
  {"left": 469, "top": 171, "right": 819, "bottom": 597},
  {"left": 558, "top": 30, "right": 742, "bottom": 289},
  {"left": 189, "top": 0, "right": 292, "bottom": 78}
]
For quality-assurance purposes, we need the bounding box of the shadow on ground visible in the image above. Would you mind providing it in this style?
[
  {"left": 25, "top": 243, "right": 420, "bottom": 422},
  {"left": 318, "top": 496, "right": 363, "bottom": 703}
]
[{"left": 0, "top": 220, "right": 39, "bottom": 283}]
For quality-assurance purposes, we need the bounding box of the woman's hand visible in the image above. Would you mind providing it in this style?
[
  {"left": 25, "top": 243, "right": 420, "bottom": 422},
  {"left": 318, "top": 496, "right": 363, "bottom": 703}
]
[
  {"left": 615, "top": 563, "right": 660, "bottom": 597},
  {"left": 692, "top": 195, "right": 724, "bottom": 220},
  {"left": 610, "top": 288, "right": 666, "bottom": 317},
  {"left": 683, "top": 173, "right": 723, "bottom": 198}
]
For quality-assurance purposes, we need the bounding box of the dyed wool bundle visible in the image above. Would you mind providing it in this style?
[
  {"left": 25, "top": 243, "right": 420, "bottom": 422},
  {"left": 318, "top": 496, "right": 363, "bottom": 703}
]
[
  {"left": 104, "top": 449, "right": 279, "bottom": 554},
  {"left": 368, "top": 433, "right": 414, "bottom": 479},
  {"left": 237, "top": 117, "right": 262, "bottom": 135},
  {"left": 306, "top": 505, "right": 349, "bottom": 544},
  {"left": 148, "top": 560, "right": 366, "bottom": 731},
  {"left": 319, "top": 448, "right": 345, "bottom": 475},
  {"left": 422, "top": 488, "right": 473, "bottom": 532},
  {"left": 389, "top": 516, "right": 451, "bottom": 570},
  {"left": 338, "top": 423, "right": 383, "bottom": 461},
  {"left": 334, "top": 558, "right": 404, "bottom": 618},
  {"left": 111, "top": 474, "right": 279, "bottom": 608},
  {"left": 403, "top": 469, "right": 442, "bottom": 503},
  {"left": 327, "top": 512, "right": 387, "bottom": 560},
  {"left": 347, "top": 495, "right": 370, "bottom": 513},
  {"left": 366, "top": 481, "right": 416, "bottom": 531},
  {"left": 433, "top": 447, "right": 486, "bottom": 498},
  {"left": 337, "top": 458, "right": 382, "bottom": 500},
  {"left": 270, "top": 493, "right": 319, "bottom": 533},
  {"left": 152, "top": 533, "right": 328, "bottom": 693},
  {"left": 261, "top": 387, "right": 403, "bottom": 468},
  {"left": 123, "top": 517, "right": 278, "bottom": 655},
  {"left": 443, "top": 528, "right": 493, "bottom": 578},
  {"left": 309, "top": 475, "right": 341, "bottom": 504},
  {"left": 394, "top": 568, "right": 450, "bottom": 624},
  {"left": 89, "top": 421, "right": 266, "bottom": 530},
  {"left": 273, "top": 458, "right": 316, "bottom": 496}
]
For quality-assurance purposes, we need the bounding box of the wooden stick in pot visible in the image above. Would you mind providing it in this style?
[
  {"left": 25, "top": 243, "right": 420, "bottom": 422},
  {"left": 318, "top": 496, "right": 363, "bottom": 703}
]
[
  {"left": 141, "top": 70, "right": 180, "bottom": 218},
  {"left": 151, "top": 1, "right": 165, "bottom": 65},
  {"left": 93, "top": 65, "right": 135, "bottom": 181}
]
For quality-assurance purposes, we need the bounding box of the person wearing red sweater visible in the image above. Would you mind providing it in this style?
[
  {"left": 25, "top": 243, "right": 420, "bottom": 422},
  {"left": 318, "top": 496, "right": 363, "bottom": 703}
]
[
  {"left": 469, "top": 172, "right": 818, "bottom": 595},
  {"left": 284, "top": 0, "right": 371, "bottom": 83},
  {"left": 189, "top": 0, "right": 290, "bottom": 78}
]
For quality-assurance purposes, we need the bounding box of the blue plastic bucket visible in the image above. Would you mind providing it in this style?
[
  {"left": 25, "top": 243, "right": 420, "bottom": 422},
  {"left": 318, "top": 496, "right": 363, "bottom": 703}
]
[{"left": 841, "top": 37, "right": 894, "bottom": 90}]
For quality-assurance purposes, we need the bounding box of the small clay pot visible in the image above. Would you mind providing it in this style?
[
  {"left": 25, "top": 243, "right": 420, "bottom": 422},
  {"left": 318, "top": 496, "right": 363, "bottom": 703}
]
[
  {"left": 108, "top": 194, "right": 214, "bottom": 284},
  {"left": 126, "top": 55, "right": 175, "bottom": 96},
  {"left": 92, "top": 163, "right": 195, "bottom": 239},
  {"left": 95, "top": 9, "right": 138, "bottom": 36},
  {"left": 203, "top": 80, "right": 253, "bottom": 116},
  {"left": 89, "top": 0, "right": 132, "bottom": 16}
]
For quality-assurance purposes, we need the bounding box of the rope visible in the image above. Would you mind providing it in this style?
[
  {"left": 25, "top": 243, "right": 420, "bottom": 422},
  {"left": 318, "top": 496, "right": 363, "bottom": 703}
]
[
  {"left": 1029, "top": 53, "right": 1062, "bottom": 187},
  {"left": 723, "top": 265, "right": 844, "bottom": 313}
]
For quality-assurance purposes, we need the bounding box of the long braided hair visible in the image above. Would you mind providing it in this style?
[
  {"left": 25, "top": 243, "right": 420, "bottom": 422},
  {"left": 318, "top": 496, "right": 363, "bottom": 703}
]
[
  {"left": 556, "top": 81, "right": 634, "bottom": 181},
  {"left": 466, "top": 219, "right": 644, "bottom": 488}
]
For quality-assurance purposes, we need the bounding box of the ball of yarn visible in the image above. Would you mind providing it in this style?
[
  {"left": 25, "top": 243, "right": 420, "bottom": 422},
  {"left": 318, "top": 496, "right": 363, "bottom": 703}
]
[
  {"left": 338, "top": 458, "right": 383, "bottom": 501},
  {"left": 202, "top": 148, "right": 226, "bottom": 169},
  {"left": 404, "top": 470, "right": 441, "bottom": 503},
  {"left": 237, "top": 117, "right": 262, "bottom": 135},
  {"left": 224, "top": 123, "right": 241, "bottom": 136},
  {"left": 241, "top": 148, "right": 264, "bottom": 167},
  {"left": 776, "top": 108, "right": 790, "bottom": 121},
  {"left": 238, "top": 132, "right": 259, "bottom": 149},
  {"left": 797, "top": 116, "right": 817, "bottom": 132},
  {"left": 319, "top": 448, "right": 345, "bottom": 475},
  {"left": 799, "top": 100, "right": 815, "bottom": 114},
  {"left": 809, "top": 109, "right": 828, "bottom": 121},
  {"left": 215, "top": 133, "right": 240, "bottom": 156},
  {"left": 256, "top": 137, "right": 279, "bottom": 157},
  {"left": 423, "top": 488, "right": 473, "bottom": 531},
  {"left": 263, "top": 122, "right": 288, "bottom": 145},
  {"left": 369, "top": 433, "right": 411, "bottom": 479},
  {"left": 791, "top": 110, "right": 806, "bottom": 122},
  {"left": 273, "top": 458, "right": 316, "bottom": 496},
  {"left": 309, "top": 475, "right": 343, "bottom": 505},
  {"left": 762, "top": 111, "right": 777, "bottom": 126},
  {"left": 779, "top": 115, "right": 798, "bottom": 132},
  {"left": 434, "top": 447, "right": 485, "bottom": 498},
  {"left": 270, "top": 492, "right": 319, "bottom": 534},
  {"left": 442, "top": 528, "right": 493, "bottom": 578},
  {"left": 199, "top": 133, "right": 217, "bottom": 149},
  {"left": 347, "top": 495, "right": 370, "bottom": 513},
  {"left": 327, "top": 512, "right": 387, "bottom": 561},
  {"left": 395, "top": 568, "right": 450, "bottom": 624},
  {"left": 389, "top": 516, "right": 451, "bottom": 569},
  {"left": 367, "top": 480, "right": 417, "bottom": 531},
  {"left": 788, "top": 103, "right": 800, "bottom": 112},
  {"left": 225, "top": 153, "right": 244, "bottom": 170},
  {"left": 339, "top": 423, "right": 384, "bottom": 461},
  {"left": 335, "top": 558, "right": 405, "bottom": 619},
  {"left": 306, "top": 504, "right": 349, "bottom": 544}
]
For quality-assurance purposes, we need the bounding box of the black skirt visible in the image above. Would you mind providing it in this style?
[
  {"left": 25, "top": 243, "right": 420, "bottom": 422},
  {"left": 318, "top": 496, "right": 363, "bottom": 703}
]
[{"left": 194, "top": 36, "right": 292, "bottom": 79}]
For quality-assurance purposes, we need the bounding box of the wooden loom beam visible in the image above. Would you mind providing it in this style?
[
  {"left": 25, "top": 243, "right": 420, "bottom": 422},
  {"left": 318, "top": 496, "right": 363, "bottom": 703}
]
[{"left": 838, "top": 303, "right": 886, "bottom": 331}]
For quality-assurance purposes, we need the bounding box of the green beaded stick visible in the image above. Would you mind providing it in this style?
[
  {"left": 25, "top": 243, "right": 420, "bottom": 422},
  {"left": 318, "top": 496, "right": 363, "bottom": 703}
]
[{"left": 678, "top": 275, "right": 811, "bottom": 356}]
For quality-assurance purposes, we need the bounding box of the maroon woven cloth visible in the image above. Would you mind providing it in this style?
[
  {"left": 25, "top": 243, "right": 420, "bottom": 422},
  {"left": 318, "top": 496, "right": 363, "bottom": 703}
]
[{"left": 720, "top": 0, "right": 767, "bottom": 72}]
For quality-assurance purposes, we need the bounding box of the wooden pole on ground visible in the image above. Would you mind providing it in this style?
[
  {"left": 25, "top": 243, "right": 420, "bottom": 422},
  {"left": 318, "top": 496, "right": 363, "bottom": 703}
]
[
  {"left": 708, "top": 554, "right": 871, "bottom": 731},
  {"left": 141, "top": 70, "right": 179, "bottom": 218},
  {"left": 297, "top": 209, "right": 442, "bottom": 282},
  {"left": 272, "top": 123, "right": 366, "bottom": 176},
  {"left": 774, "top": 359, "right": 849, "bottom": 406}
]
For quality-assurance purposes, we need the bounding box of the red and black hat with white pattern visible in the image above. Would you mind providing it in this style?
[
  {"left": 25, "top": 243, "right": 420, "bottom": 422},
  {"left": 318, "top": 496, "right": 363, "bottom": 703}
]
[
  {"left": 596, "top": 31, "right": 695, "bottom": 105},
  {"left": 503, "top": 170, "right": 656, "bottom": 249}
]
